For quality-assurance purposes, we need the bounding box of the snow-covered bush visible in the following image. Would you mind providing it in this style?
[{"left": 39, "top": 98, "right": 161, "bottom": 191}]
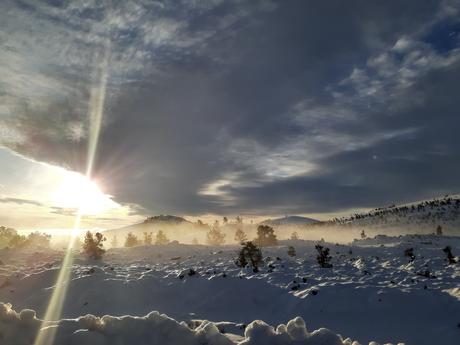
[
  {"left": 240, "top": 316, "right": 349, "bottom": 345},
  {"left": 82, "top": 231, "right": 106, "bottom": 259},
  {"left": 255, "top": 225, "right": 277, "bottom": 247},
  {"left": 0, "top": 303, "right": 366, "bottom": 345},
  {"left": 315, "top": 244, "right": 332, "bottom": 268},
  {"left": 236, "top": 241, "right": 263, "bottom": 272}
]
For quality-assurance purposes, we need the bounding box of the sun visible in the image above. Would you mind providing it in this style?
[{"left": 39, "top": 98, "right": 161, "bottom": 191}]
[{"left": 51, "top": 170, "right": 119, "bottom": 216}]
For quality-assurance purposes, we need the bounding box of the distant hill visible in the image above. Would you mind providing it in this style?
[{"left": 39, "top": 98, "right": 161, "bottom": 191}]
[
  {"left": 308, "top": 195, "right": 460, "bottom": 235},
  {"left": 260, "top": 215, "right": 319, "bottom": 227},
  {"left": 143, "top": 215, "right": 189, "bottom": 224},
  {"left": 104, "top": 215, "right": 192, "bottom": 239}
]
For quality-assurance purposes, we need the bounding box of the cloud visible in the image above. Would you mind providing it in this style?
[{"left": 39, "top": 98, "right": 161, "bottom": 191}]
[
  {"left": 1, "top": 0, "right": 460, "bottom": 216},
  {"left": 0, "top": 197, "right": 44, "bottom": 207}
]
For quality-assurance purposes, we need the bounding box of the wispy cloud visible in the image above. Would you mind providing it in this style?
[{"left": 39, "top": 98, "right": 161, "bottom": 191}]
[{"left": 0, "top": 197, "right": 43, "bottom": 206}]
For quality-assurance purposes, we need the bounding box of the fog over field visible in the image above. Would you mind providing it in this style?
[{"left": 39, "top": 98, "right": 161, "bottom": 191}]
[{"left": 1, "top": 0, "right": 460, "bottom": 344}]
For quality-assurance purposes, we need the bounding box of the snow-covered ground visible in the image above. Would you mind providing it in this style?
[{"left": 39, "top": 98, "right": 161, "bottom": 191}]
[{"left": 1, "top": 234, "right": 459, "bottom": 344}]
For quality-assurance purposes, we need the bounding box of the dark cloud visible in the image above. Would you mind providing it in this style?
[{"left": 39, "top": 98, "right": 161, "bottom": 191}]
[{"left": 1, "top": 0, "right": 460, "bottom": 216}]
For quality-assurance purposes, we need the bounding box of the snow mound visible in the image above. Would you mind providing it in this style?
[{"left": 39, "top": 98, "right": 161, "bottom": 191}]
[{"left": 0, "top": 303, "right": 380, "bottom": 345}]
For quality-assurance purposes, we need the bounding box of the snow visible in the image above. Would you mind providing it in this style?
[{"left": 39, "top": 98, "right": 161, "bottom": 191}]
[
  {"left": 1, "top": 234, "right": 459, "bottom": 344},
  {"left": 1, "top": 303, "right": 363, "bottom": 345}
]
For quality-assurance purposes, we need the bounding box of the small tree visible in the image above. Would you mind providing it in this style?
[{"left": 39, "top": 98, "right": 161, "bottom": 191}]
[
  {"left": 8, "top": 234, "right": 27, "bottom": 248},
  {"left": 124, "top": 232, "right": 139, "bottom": 247},
  {"left": 443, "top": 246, "right": 456, "bottom": 265},
  {"left": 315, "top": 244, "right": 332, "bottom": 268},
  {"left": 82, "top": 231, "right": 106, "bottom": 259},
  {"left": 234, "top": 228, "right": 247, "bottom": 244},
  {"left": 436, "top": 225, "right": 443, "bottom": 236},
  {"left": 26, "top": 232, "right": 51, "bottom": 247},
  {"left": 360, "top": 230, "right": 367, "bottom": 239},
  {"left": 223, "top": 216, "right": 228, "bottom": 224},
  {"left": 143, "top": 232, "right": 153, "bottom": 245},
  {"left": 206, "top": 223, "right": 226, "bottom": 245},
  {"left": 287, "top": 246, "right": 296, "bottom": 257},
  {"left": 404, "top": 247, "right": 415, "bottom": 262},
  {"left": 155, "top": 230, "right": 169, "bottom": 245},
  {"left": 192, "top": 238, "right": 199, "bottom": 245},
  {"left": 236, "top": 241, "right": 263, "bottom": 272},
  {"left": 111, "top": 234, "right": 118, "bottom": 248},
  {"left": 290, "top": 231, "right": 299, "bottom": 240},
  {"left": 0, "top": 226, "right": 18, "bottom": 248},
  {"left": 255, "top": 225, "right": 277, "bottom": 247}
]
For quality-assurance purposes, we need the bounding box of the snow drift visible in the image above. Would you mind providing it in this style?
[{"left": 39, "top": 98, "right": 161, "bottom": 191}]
[{"left": 0, "top": 302, "right": 385, "bottom": 345}]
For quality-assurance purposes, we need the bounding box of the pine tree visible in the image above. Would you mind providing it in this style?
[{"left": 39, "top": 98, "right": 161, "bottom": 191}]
[
  {"left": 436, "top": 225, "right": 443, "bottom": 236},
  {"left": 155, "top": 230, "right": 169, "bottom": 245},
  {"left": 206, "top": 223, "right": 225, "bottom": 245},
  {"left": 315, "top": 244, "right": 332, "bottom": 268},
  {"left": 124, "top": 232, "right": 139, "bottom": 247},
  {"left": 234, "top": 228, "right": 247, "bottom": 244},
  {"left": 143, "top": 232, "right": 153, "bottom": 245},
  {"left": 236, "top": 241, "right": 263, "bottom": 272},
  {"left": 83, "top": 231, "right": 106, "bottom": 259},
  {"left": 255, "top": 225, "right": 277, "bottom": 247}
]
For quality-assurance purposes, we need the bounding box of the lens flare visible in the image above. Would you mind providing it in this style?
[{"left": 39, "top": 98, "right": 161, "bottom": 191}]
[{"left": 33, "top": 42, "right": 110, "bottom": 345}]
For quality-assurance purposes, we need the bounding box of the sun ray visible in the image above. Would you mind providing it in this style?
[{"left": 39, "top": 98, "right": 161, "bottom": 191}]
[{"left": 33, "top": 40, "right": 111, "bottom": 345}]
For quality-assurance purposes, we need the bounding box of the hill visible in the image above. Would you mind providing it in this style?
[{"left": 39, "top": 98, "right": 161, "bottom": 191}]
[
  {"left": 308, "top": 195, "right": 460, "bottom": 235},
  {"left": 142, "top": 215, "right": 189, "bottom": 224},
  {"left": 260, "top": 215, "right": 319, "bottom": 227},
  {"left": 103, "top": 215, "right": 195, "bottom": 242}
]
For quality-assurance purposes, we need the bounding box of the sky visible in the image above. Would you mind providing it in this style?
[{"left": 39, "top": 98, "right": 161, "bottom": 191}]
[{"left": 1, "top": 0, "right": 460, "bottom": 230}]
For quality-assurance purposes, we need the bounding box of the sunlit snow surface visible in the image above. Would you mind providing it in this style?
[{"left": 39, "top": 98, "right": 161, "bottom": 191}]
[{"left": 1, "top": 235, "right": 459, "bottom": 345}]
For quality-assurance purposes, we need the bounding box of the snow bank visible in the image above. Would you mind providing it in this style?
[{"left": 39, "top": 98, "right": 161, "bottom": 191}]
[{"left": 0, "top": 302, "right": 384, "bottom": 345}]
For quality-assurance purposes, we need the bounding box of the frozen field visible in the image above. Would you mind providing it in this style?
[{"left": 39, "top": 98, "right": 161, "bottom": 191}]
[{"left": 1, "top": 234, "right": 459, "bottom": 345}]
